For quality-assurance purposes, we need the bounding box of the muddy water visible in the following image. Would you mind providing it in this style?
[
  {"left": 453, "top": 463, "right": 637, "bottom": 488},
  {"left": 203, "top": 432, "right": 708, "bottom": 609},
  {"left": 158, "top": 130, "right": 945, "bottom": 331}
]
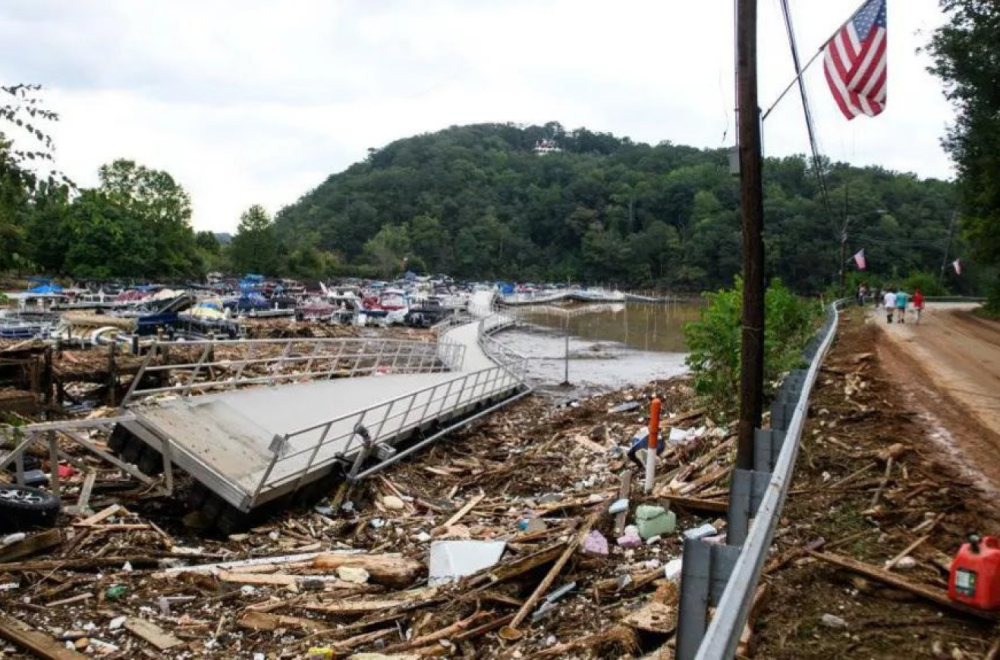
[{"left": 494, "top": 301, "right": 704, "bottom": 397}]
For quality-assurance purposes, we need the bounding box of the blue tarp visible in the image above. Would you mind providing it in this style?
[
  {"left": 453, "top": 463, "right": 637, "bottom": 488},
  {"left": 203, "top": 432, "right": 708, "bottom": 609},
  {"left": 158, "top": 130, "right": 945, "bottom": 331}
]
[{"left": 27, "top": 283, "right": 63, "bottom": 294}]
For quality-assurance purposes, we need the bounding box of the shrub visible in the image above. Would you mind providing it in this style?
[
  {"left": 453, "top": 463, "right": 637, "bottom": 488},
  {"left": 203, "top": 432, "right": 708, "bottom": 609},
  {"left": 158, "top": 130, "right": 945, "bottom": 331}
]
[
  {"left": 900, "top": 271, "right": 948, "bottom": 297},
  {"left": 685, "top": 278, "right": 820, "bottom": 418}
]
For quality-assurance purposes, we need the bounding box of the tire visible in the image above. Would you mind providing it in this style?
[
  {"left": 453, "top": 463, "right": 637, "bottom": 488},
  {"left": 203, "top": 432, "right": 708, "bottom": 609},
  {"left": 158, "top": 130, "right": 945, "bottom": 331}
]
[{"left": 0, "top": 484, "right": 61, "bottom": 532}]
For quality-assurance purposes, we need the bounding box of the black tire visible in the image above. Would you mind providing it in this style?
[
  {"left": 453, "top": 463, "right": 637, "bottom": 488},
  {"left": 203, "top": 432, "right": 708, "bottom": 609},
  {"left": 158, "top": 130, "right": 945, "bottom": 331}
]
[{"left": 0, "top": 484, "right": 61, "bottom": 532}]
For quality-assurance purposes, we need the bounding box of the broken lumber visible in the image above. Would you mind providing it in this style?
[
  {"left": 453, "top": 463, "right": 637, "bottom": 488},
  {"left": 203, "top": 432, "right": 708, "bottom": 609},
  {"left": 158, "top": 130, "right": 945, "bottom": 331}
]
[
  {"left": 468, "top": 541, "right": 566, "bottom": 589},
  {"left": 658, "top": 493, "right": 728, "bottom": 514},
  {"left": 504, "top": 507, "right": 602, "bottom": 635},
  {"left": 302, "top": 598, "right": 419, "bottom": 615},
  {"left": 312, "top": 552, "right": 423, "bottom": 588},
  {"left": 0, "top": 529, "right": 62, "bottom": 563},
  {"left": 74, "top": 503, "right": 123, "bottom": 527},
  {"left": 0, "top": 556, "right": 160, "bottom": 573},
  {"left": 237, "top": 611, "right": 328, "bottom": 633},
  {"left": 808, "top": 551, "right": 998, "bottom": 621},
  {"left": 124, "top": 618, "right": 184, "bottom": 650},
  {"left": 884, "top": 534, "right": 931, "bottom": 571},
  {"left": 613, "top": 469, "right": 633, "bottom": 536},
  {"left": 0, "top": 613, "right": 87, "bottom": 660},
  {"left": 441, "top": 491, "right": 485, "bottom": 528}
]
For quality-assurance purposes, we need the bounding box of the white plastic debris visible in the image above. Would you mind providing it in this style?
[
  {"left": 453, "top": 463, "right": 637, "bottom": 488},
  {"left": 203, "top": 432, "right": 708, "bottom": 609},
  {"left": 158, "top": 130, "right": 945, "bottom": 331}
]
[{"left": 428, "top": 540, "right": 506, "bottom": 585}]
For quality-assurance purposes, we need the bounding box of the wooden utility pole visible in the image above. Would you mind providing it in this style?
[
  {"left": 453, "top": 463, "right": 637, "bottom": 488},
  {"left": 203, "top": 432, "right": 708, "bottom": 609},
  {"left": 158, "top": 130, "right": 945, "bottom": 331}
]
[
  {"left": 736, "top": 0, "right": 766, "bottom": 470},
  {"left": 940, "top": 211, "right": 958, "bottom": 285}
]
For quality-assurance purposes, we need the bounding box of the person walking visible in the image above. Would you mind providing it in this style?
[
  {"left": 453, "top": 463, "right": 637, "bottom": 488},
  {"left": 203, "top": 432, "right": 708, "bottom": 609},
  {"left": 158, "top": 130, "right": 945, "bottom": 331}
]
[
  {"left": 912, "top": 288, "right": 924, "bottom": 325},
  {"left": 884, "top": 288, "right": 896, "bottom": 323},
  {"left": 895, "top": 286, "right": 909, "bottom": 324},
  {"left": 858, "top": 284, "right": 868, "bottom": 307}
]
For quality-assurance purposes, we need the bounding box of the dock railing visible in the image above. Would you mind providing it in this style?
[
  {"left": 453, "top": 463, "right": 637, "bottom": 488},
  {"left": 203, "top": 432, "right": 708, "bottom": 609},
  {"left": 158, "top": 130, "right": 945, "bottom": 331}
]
[
  {"left": 122, "top": 336, "right": 464, "bottom": 405},
  {"left": 245, "top": 313, "right": 528, "bottom": 509}
]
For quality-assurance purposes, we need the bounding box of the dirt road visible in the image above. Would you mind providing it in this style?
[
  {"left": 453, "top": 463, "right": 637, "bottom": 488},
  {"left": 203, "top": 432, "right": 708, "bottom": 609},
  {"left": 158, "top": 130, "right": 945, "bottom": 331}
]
[{"left": 873, "top": 302, "right": 1000, "bottom": 495}]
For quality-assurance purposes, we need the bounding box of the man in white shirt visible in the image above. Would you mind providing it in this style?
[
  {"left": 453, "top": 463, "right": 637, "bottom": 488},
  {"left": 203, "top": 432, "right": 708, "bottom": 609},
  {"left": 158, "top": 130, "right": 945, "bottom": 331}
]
[{"left": 883, "top": 289, "right": 897, "bottom": 323}]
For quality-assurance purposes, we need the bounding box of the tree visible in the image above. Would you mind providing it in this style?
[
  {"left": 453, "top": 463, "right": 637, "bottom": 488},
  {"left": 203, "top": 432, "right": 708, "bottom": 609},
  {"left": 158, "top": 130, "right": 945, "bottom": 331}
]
[
  {"left": 928, "top": 0, "right": 1000, "bottom": 311},
  {"left": 229, "top": 204, "right": 279, "bottom": 275},
  {"left": 363, "top": 224, "right": 410, "bottom": 277},
  {"left": 98, "top": 159, "right": 199, "bottom": 278}
]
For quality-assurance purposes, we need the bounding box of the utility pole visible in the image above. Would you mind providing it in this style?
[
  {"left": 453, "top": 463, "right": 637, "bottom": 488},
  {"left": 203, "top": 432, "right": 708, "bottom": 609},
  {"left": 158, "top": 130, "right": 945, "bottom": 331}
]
[
  {"left": 736, "top": 0, "right": 765, "bottom": 470},
  {"left": 839, "top": 225, "right": 849, "bottom": 298},
  {"left": 940, "top": 211, "right": 958, "bottom": 285}
]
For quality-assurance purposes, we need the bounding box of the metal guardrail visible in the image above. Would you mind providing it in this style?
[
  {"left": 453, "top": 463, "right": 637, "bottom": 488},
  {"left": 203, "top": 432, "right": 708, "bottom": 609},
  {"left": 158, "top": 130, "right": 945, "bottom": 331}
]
[
  {"left": 677, "top": 300, "right": 844, "bottom": 660},
  {"left": 122, "top": 336, "right": 465, "bottom": 405}
]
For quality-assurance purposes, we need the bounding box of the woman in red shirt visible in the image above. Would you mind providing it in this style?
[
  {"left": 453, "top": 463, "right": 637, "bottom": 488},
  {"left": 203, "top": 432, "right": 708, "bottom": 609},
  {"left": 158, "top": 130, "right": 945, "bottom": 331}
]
[{"left": 913, "top": 288, "right": 924, "bottom": 324}]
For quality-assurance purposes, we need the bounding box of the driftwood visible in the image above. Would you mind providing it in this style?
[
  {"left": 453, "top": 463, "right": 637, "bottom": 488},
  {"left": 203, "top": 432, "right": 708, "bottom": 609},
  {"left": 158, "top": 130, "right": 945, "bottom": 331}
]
[
  {"left": 238, "top": 611, "right": 328, "bottom": 633},
  {"left": 0, "top": 556, "right": 161, "bottom": 573},
  {"left": 312, "top": 553, "right": 423, "bottom": 588},
  {"left": 809, "top": 551, "right": 998, "bottom": 621},
  {"left": 504, "top": 507, "right": 602, "bottom": 636}
]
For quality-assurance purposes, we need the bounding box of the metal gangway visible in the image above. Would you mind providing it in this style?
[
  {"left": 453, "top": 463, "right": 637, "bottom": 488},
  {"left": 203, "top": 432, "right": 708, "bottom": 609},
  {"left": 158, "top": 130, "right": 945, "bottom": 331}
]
[{"left": 0, "top": 292, "right": 528, "bottom": 517}]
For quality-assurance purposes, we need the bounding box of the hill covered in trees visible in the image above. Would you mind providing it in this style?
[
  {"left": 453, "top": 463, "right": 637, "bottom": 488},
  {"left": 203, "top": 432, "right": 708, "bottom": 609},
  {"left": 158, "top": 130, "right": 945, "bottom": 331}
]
[{"left": 274, "top": 122, "right": 980, "bottom": 294}]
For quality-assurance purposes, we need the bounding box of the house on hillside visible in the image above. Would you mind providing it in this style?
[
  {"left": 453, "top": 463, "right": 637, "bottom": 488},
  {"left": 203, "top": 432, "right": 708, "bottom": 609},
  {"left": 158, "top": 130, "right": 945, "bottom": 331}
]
[{"left": 532, "top": 139, "right": 561, "bottom": 155}]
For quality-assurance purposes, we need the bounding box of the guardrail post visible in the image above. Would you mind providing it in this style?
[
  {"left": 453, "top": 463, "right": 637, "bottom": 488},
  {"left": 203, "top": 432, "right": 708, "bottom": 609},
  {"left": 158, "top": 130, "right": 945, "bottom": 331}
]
[
  {"left": 726, "top": 467, "right": 770, "bottom": 546},
  {"left": 753, "top": 428, "right": 786, "bottom": 473},
  {"left": 677, "top": 539, "right": 741, "bottom": 660}
]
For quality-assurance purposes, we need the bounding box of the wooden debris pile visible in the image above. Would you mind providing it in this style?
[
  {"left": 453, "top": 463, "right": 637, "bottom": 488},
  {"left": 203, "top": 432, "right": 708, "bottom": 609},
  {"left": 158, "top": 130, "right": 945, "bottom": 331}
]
[
  {"left": 753, "top": 314, "right": 1000, "bottom": 659},
  {"left": 0, "top": 376, "right": 746, "bottom": 658}
]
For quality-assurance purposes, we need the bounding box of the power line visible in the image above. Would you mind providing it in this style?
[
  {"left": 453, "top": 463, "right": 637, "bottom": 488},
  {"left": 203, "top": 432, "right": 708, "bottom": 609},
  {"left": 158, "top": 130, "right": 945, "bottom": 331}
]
[{"left": 776, "top": 0, "right": 834, "bottom": 220}]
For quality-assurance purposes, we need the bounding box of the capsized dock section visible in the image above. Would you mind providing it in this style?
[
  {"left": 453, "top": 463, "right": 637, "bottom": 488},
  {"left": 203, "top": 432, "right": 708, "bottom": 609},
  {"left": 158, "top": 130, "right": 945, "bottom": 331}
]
[{"left": 115, "top": 292, "right": 525, "bottom": 512}]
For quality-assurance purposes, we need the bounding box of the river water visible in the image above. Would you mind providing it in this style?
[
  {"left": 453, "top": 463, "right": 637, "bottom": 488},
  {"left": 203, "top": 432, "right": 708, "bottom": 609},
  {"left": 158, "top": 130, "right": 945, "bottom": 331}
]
[{"left": 493, "top": 301, "right": 703, "bottom": 397}]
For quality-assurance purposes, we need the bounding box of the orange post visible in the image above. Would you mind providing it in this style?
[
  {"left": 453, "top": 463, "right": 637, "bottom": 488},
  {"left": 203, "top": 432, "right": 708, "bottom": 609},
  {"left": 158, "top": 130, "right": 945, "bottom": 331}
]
[
  {"left": 648, "top": 397, "right": 661, "bottom": 449},
  {"left": 645, "top": 396, "right": 662, "bottom": 492}
]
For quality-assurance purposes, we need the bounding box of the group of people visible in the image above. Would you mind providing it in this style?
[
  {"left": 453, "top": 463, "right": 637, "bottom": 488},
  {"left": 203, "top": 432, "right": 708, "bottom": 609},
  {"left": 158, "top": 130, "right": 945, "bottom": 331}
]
[{"left": 857, "top": 284, "right": 925, "bottom": 324}]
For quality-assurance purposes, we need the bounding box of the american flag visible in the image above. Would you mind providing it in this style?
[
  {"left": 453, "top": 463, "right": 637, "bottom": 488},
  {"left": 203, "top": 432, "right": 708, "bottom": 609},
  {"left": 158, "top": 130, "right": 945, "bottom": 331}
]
[
  {"left": 952, "top": 259, "right": 962, "bottom": 275},
  {"left": 824, "top": 0, "right": 888, "bottom": 120},
  {"left": 853, "top": 249, "right": 867, "bottom": 270}
]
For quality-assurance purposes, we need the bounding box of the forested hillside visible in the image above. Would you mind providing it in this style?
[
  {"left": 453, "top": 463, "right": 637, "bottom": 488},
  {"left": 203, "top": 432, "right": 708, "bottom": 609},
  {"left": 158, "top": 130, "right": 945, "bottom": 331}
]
[{"left": 275, "top": 122, "right": 979, "bottom": 293}]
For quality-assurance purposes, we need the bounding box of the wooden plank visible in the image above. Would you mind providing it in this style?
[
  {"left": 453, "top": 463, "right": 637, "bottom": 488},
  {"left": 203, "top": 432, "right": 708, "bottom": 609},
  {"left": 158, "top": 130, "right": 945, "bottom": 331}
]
[
  {"left": 124, "top": 618, "right": 184, "bottom": 650},
  {"left": 0, "top": 613, "right": 87, "bottom": 660},
  {"left": 809, "top": 551, "right": 998, "bottom": 621},
  {"left": 301, "top": 599, "right": 413, "bottom": 615},
  {"left": 0, "top": 529, "right": 62, "bottom": 563},
  {"left": 659, "top": 494, "right": 728, "bottom": 514},
  {"left": 76, "top": 471, "right": 97, "bottom": 511},
  {"left": 613, "top": 469, "right": 632, "bottom": 536},
  {"left": 74, "top": 504, "right": 122, "bottom": 526},
  {"left": 238, "top": 611, "right": 328, "bottom": 632},
  {"left": 442, "top": 491, "right": 485, "bottom": 528}
]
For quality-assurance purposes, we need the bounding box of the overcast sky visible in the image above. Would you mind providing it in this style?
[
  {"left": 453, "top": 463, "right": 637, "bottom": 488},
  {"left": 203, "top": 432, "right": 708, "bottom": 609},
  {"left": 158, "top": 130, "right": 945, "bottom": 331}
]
[{"left": 0, "top": 0, "right": 954, "bottom": 232}]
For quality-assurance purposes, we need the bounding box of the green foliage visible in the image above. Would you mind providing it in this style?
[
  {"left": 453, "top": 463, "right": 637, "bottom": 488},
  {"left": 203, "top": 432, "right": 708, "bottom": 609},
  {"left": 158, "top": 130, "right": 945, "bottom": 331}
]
[
  {"left": 229, "top": 205, "right": 278, "bottom": 275},
  {"left": 684, "top": 278, "right": 819, "bottom": 418},
  {"left": 901, "top": 271, "right": 948, "bottom": 297},
  {"left": 928, "top": 1, "right": 1000, "bottom": 309},
  {"left": 275, "top": 123, "right": 973, "bottom": 293},
  {"left": 98, "top": 160, "right": 199, "bottom": 278}
]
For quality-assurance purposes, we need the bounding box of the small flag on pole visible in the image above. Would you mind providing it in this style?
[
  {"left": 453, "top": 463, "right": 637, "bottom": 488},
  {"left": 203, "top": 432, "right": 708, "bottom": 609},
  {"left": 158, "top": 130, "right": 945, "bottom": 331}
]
[
  {"left": 952, "top": 259, "right": 962, "bottom": 275},
  {"left": 823, "top": 0, "right": 888, "bottom": 120},
  {"left": 853, "top": 249, "right": 867, "bottom": 270}
]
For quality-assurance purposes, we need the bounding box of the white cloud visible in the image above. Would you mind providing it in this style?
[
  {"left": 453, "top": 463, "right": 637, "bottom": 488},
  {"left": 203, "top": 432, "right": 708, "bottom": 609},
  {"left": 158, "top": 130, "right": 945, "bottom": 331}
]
[{"left": 0, "top": 0, "right": 956, "bottom": 231}]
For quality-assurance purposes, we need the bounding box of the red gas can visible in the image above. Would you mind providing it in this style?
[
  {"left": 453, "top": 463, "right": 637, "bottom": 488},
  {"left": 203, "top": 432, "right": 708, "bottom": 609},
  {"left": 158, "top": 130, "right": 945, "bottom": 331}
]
[{"left": 949, "top": 535, "right": 1000, "bottom": 610}]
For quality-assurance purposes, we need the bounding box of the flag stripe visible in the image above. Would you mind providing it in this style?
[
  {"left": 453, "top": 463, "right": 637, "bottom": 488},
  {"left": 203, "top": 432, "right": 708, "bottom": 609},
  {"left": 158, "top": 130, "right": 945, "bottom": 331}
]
[{"left": 823, "top": 0, "right": 887, "bottom": 120}]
